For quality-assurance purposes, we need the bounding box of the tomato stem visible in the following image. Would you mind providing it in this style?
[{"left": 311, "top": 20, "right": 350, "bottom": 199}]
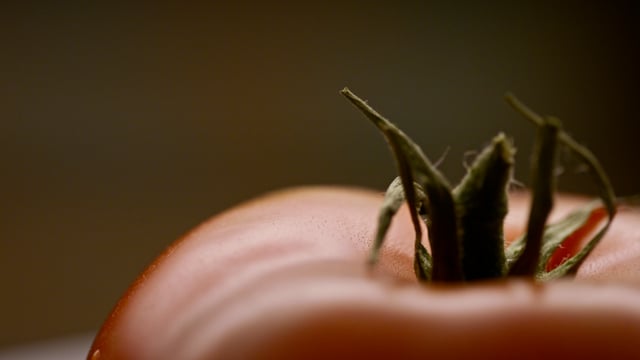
[{"left": 342, "top": 88, "right": 617, "bottom": 283}]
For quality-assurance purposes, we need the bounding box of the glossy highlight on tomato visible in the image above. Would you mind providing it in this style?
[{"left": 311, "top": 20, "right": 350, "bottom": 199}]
[{"left": 88, "top": 187, "right": 640, "bottom": 360}]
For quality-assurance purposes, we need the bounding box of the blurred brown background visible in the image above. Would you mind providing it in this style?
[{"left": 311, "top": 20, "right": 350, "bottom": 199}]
[{"left": 1, "top": 1, "right": 638, "bottom": 348}]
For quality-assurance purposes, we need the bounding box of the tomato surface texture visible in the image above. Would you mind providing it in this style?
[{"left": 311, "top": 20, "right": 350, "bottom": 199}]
[{"left": 89, "top": 187, "right": 640, "bottom": 360}]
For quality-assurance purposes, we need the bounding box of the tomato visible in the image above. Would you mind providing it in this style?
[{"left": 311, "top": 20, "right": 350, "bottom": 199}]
[{"left": 88, "top": 186, "right": 640, "bottom": 360}]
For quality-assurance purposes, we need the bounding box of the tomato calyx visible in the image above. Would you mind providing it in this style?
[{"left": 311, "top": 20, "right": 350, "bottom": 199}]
[{"left": 341, "top": 88, "right": 616, "bottom": 283}]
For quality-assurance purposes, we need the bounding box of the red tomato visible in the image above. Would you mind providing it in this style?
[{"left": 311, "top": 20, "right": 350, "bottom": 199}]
[{"left": 88, "top": 187, "right": 640, "bottom": 360}]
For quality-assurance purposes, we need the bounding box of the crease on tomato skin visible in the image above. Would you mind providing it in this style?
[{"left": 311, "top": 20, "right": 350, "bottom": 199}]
[
  {"left": 168, "top": 253, "right": 420, "bottom": 355},
  {"left": 162, "top": 254, "right": 361, "bottom": 354},
  {"left": 181, "top": 268, "right": 640, "bottom": 360},
  {"left": 89, "top": 187, "right": 418, "bottom": 359}
]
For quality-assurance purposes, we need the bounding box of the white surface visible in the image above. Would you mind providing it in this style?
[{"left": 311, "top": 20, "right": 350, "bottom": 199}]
[{"left": 0, "top": 332, "right": 95, "bottom": 360}]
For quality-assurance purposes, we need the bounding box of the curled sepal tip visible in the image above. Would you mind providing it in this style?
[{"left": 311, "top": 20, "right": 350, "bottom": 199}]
[{"left": 369, "top": 178, "right": 411, "bottom": 265}]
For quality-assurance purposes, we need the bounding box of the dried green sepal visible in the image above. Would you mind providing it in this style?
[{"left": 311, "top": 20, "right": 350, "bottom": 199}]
[
  {"left": 509, "top": 117, "right": 561, "bottom": 276},
  {"left": 371, "top": 177, "right": 432, "bottom": 281},
  {"left": 537, "top": 200, "right": 605, "bottom": 280},
  {"left": 505, "top": 94, "right": 616, "bottom": 279},
  {"left": 414, "top": 241, "right": 433, "bottom": 282},
  {"left": 370, "top": 177, "right": 406, "bottom": 265},
  {"left": 504, "top": 94, "right": 616, "bottom": 217},
  {"left": 452, "top": 133, "right": 514, "bottom": 280},
  {"left": 341, "top": 87, "right": 463, "bottom": 282}
]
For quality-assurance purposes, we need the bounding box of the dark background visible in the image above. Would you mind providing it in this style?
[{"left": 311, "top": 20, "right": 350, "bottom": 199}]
[{"left": 1, "top": 1, "right": 638, "bottom": 347}]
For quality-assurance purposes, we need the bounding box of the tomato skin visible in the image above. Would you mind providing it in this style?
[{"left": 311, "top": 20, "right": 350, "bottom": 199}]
[
  {"left": 89, "top": 187, "right": 640, "bottom": 360},
  {"left": 181, "top": 270, "right": 640, "bottom": 360}
]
